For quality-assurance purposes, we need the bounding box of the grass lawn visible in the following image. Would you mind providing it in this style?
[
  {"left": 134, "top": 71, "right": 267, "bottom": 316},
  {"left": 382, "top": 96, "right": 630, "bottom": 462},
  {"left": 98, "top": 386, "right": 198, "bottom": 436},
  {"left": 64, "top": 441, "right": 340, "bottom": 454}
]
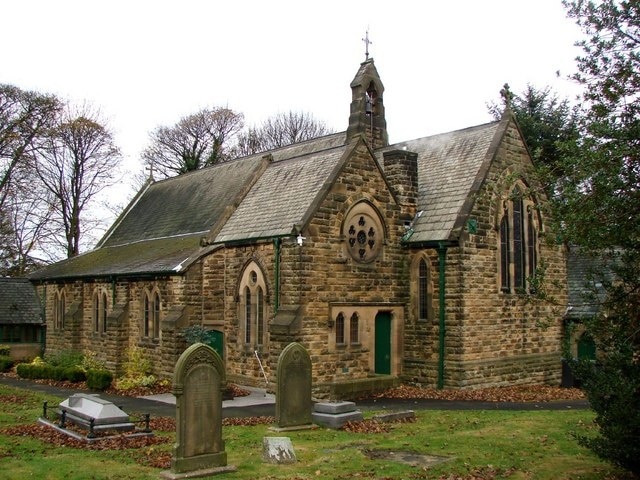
[{"left": 0, "top": 383, "right": 630, "bottom": 480}]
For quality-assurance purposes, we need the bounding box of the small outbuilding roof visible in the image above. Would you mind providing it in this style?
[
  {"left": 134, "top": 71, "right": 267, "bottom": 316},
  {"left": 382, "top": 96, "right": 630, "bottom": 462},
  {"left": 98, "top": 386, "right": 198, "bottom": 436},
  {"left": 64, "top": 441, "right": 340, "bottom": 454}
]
[{"left": 0, "top": 278, "right": 42, "bottom": 325}]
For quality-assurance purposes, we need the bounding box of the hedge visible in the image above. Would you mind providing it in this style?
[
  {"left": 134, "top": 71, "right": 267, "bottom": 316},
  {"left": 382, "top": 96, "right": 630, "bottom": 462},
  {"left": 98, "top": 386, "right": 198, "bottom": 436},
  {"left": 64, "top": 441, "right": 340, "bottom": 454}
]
[
  {"left": 86, "top": 369, "right": 113, "bottom": 390},
  {"left": 16, "top": 363, "right": 86, "bottom": 382},
  {"left": 0, "top": 356, "right": 13, "bottom": 372}
]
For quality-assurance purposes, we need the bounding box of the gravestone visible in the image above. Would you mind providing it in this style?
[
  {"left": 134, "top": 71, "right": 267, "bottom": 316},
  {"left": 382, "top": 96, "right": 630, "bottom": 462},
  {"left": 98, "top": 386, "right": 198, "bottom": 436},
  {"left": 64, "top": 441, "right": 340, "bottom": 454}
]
[
  {"left": 58, "top": 393, "right": 134, "bottom": 431},
  {"left": 312, "top": 401, "right": 363, "bottom": 429},
  {"left": 262, "top": 436, "right": 297, "bottom": 464},
  {"left": 160, "top": 343, "right": 236, "bottom": 479},
  {"left": 275, "top": 342, "right": 313, "bottom": 430}
]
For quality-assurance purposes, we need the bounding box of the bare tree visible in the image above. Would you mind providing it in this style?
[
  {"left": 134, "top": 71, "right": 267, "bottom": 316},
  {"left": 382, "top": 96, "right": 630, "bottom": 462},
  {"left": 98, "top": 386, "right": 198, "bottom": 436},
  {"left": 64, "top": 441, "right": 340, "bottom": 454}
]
[
  {"left": 236, "top": 111, "right": 334, "bottom": 156},
  {"left": 142, "top": 107, "right": 244, "bottom": 178},
  {"left": 0, "top": 171, "right": 57, "bottom": 275},
  {"left": 0, "top": 84, "right": 61, "bottom": 210},
  {"left": 35, "top": 105, "right": 121, "bottom": 257}
]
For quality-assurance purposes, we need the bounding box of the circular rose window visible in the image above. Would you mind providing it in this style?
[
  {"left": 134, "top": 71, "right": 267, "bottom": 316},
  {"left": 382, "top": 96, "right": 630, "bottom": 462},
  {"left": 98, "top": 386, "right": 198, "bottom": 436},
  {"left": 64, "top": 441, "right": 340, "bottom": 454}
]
[{"left": 343, "top": 203, "right": 384, "bottom": 263}]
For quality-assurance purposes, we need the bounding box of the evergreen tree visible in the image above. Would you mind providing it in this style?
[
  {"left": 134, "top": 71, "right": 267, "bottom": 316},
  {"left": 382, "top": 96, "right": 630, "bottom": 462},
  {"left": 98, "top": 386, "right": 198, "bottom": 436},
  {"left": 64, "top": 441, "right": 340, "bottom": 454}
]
[{"left": 560, "top": 0, "right": 640, "bottom": 474}]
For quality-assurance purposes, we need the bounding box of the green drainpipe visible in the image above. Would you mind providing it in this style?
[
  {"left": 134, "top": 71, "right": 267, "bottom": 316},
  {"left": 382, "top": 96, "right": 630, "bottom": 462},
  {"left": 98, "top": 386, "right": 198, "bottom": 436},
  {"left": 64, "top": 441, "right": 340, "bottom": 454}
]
[
  {"left": 273, "top": 238, "right": 281, "bottom": 314},
  {"left": 40, "top": 284, "right": 47, "bottom": 354},
  {"left": 437, "top": 242, "right": 447, "bottom": 389}
]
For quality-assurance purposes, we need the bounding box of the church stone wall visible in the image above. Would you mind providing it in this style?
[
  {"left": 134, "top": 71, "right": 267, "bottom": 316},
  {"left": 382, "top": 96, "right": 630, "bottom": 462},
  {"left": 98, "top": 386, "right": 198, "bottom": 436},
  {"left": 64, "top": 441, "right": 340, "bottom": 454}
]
[
  {"left": 402, "top": 122, "right": 567, "bottom": 388},
  {"left": 37, "top": 274, "right": 196, "bottom": 380},
  {"left": 205, "top": 142, "right": 412, "bottom": 396},
  {"left": 286, "top": 142, "right": 410, "bottom": 395}
]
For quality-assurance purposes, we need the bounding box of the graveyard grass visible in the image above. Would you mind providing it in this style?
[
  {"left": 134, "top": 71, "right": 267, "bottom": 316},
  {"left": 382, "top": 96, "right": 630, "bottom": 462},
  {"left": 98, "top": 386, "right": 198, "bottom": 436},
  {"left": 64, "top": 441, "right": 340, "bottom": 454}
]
[{"left": 0, "top": 384, "right": 630, "bottom": 480}]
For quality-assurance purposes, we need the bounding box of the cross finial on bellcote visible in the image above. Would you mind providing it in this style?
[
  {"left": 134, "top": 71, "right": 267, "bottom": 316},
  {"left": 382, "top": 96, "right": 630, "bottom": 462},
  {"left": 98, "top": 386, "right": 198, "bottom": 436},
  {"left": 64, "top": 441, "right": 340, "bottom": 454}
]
[{"left": 362, "top": 29, "right": 372, "bottom": 60}]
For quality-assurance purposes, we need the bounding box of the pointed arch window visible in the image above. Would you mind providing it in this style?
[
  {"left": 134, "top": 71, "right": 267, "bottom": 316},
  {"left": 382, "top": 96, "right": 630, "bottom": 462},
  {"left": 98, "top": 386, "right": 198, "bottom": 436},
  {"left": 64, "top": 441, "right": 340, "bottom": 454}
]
[
  {"left": 153, "top": 291, "right": 160, "bottom": 338},
  {"left": 412, "top": 254, "right": 434, "bottom": 322},
  {"left": 513, "top": 194, "right": 525, "bottom": 289},
  {"left": 244, "top": 286, "right": 252, "bottom": 344},
  {"left": 498, "top": 185, "right": 540, "bottom": 294},
  {"left": 335, "top": 313, "right": 345, "bottom": 345},
  {"left": 239, "top": 263, "right": 268, "bottom": 348},
  {"left": 256, "top": 287, "right": 264, "bottom": 346},
  {"left": 54, "top": 290, "right": 66, "bottom": 330},
  {"left": 418, "top": 259, "right": 430, "bottom": 320},
  {"left": 93, "top": 291, "right": 100, "bottom": 332},
  {"left": 527, "top": 207, "right": 538, "bottom": 283},
  {"left": 93, "top": 289, "right": 109, "bottom": 333},
  {"left": 142, "top": 289, "right": 161, "bottom": 339},
  {"left": 101, "top": 292, "right": 108, "bottom": 333},
  {"left": 500, "top": 211, "right": 511, "bottom": 292},
  {"left": 143, "top": 294, "right": 151, "bottom": 337},
  {"left": 349, "top": 313, "right": 360, "bottom": 344}
]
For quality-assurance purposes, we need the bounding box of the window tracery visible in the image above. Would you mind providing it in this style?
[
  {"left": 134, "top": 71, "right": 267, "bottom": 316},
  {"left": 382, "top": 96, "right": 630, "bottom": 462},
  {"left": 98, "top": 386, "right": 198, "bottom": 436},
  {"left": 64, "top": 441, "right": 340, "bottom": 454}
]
[
  {"left": 343, "top": 202, "right": 384, "bottom": 263},
  {"left": 498, "top": 185, "right": 540, "bottom": 293},
  {"left": 239, "top": 261, "right": 268, "bottom": 347},
  {"left": 142, "top": 288, "right": 161, "bottom": 339}
]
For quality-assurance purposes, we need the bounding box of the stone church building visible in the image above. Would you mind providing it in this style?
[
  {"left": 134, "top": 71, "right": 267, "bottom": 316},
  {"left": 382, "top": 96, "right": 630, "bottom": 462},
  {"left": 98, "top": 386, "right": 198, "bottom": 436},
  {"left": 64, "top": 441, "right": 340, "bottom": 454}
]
[{"left": 30, "top": 58, "right": 567, "bottom": 397}]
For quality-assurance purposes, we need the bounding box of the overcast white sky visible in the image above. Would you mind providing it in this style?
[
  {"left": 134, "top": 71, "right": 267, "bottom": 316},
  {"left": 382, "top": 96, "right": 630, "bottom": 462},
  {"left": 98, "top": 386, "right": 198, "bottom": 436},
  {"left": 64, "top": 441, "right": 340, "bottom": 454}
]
[{"left": 2, "top": 0, "right": 584, "bottom": 195}]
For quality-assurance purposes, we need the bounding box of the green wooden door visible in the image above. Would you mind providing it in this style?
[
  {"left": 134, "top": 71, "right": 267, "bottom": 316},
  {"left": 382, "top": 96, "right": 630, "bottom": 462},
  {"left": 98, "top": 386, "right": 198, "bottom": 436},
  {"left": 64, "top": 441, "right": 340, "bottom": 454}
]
[
  {"left": 205, "top": 329, "right": 224, "bottom": 359},
  {"left": 374, "top": 312, "right": 392, "bottom": 375},
  {"left": 577, "top": 333, "right": 596, "bottom": 361}
]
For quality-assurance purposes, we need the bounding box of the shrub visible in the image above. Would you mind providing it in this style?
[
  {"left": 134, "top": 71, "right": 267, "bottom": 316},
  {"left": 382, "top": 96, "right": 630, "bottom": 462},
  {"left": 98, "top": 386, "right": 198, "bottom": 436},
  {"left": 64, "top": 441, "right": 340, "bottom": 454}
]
[
  {"left": 115, "top": 374, "right": 157, "bottom": 391},
  {"left": 63, "top": 367, "right": 86, "bottom": 383},
  {"left": 0, "top": 345, "right": 10, "bottom": 356},
  {"left": 0, "top": 356, "right": 13, "bottom": 372},
  {"left": 80, "top": 351, "right": 106, "bottom": 372},
  {"left": 86, "top": 369, "right": 113, "bottom": 390},
  {"left": 45, "top": 350, "right": 84, "bottom": 369},
  {"left": 123, "top": 346, "right": 152, "bottom": 377},
  {"left": 16, "top": 363, "right": 55, "bottom": 379}
]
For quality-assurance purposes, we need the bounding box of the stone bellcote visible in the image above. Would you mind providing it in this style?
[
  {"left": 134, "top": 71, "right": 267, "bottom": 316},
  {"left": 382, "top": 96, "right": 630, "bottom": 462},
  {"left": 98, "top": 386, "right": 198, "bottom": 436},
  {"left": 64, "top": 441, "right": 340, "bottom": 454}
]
[{"left": 346, "top": 58, "right": 389, "bottom": 149}]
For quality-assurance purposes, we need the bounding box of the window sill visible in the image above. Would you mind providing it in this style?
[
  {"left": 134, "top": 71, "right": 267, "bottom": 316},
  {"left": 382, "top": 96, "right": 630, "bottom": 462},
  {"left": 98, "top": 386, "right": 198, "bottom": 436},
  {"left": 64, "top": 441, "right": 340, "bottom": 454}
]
[{"left": 138, "top": 338, "right": 160, "bottom": 347}]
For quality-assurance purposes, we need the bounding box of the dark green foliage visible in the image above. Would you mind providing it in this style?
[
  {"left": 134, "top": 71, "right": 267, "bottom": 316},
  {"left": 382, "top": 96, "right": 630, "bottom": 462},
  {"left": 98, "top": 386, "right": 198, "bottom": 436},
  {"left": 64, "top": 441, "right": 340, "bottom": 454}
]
[
  {"left": 570, "top": 352, "right": 640, "bottom": 474},
  {"left": 561, "top": 0, "right": 640, "bottom": 475},
  {"left": 16, "top": 363, "right": 54, "bottom": 379},
  {"left": 0, "top": 356, "right": 13, "bottom": 372},
  {"left": 45, "top": 350, "right": 84, "bottom": 369},
  {"left": 182, "top": 325, "right": 212, "bottom": 345},
  {"left": 86, "top": 369, "right": 113, "bottom": 391},
  {"left": 0, "top": 345, "right": 10, "bottom": 356},
  {"left": 62, "top": 367, "right": 86, "bottom": 383},
  {"left": 15, "top": 362, "right": 86, "bottom": 382},
  {"left": 488, "top": 84, "right": 581, "bottom": 178}
]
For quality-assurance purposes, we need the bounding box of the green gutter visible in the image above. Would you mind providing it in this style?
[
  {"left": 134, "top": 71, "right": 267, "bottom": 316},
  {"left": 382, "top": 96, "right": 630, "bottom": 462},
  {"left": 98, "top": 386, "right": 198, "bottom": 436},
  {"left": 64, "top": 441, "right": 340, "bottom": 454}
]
[
  {"left": 437, "top": 241, "right": 447, "bottom": 389},
  {"left": 273, "top": 238, "right": 281, "bottom": 314}
]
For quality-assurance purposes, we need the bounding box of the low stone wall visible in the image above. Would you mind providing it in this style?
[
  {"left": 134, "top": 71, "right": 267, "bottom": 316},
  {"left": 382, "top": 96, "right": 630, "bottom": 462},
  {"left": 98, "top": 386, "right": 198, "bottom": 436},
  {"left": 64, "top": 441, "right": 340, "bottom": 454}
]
[
  {"left": 447, "top": 353, "right": 563, "bottom": 388},
  {"left": 7, "top": 343, "right": 43, "bottom": 362},
  {"left": 316, "top": 375, "right": 399, "bottom": 400},
  {"left": 403, "top": 353, "right": 562, "bottom": 388}
]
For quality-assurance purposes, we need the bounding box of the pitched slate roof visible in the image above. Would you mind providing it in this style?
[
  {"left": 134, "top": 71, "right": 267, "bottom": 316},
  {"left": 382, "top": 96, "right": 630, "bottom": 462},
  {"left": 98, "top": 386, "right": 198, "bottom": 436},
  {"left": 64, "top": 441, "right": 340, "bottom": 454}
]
[
  {"left": 378, "top": 119, "right": 504, "bottom": 244},
  {"left": 28, "top": 107, "right": 514, "bottom": 280},
  {"left": 566, "top": 247, "right": 615, "bottom": 320},
  {"left": 29, "top": 133, "right": 347, "bottom": 281},
  {"left": 29, "top": 154, "right": 268, "bottom": 280},
  {"left": 99, "top": 155, "right": 268, "bottom": 247},
  {"left": 214, "top": 144, "right": 348, "bottom": 243},
  {"left": 0, "top": 278, "right": 42, "bottom": 324}
]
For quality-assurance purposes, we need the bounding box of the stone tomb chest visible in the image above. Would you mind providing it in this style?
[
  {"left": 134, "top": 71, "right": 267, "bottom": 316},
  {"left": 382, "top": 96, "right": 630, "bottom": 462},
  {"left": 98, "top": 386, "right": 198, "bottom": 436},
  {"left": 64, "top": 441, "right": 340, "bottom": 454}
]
[{"left": 58, "top": 393, "right": 135, "bottom": 432}]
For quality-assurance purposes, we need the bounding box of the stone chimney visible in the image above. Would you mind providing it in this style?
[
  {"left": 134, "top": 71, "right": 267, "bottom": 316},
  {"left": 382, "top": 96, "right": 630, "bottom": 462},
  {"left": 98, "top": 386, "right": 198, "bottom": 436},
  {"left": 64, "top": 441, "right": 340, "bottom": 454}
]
[
  {"left": 346, "top": 58, "right": 388, "bottom": 149},
  {"left": 382, "top": 149, "right": 418, "bottom": 206}
]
